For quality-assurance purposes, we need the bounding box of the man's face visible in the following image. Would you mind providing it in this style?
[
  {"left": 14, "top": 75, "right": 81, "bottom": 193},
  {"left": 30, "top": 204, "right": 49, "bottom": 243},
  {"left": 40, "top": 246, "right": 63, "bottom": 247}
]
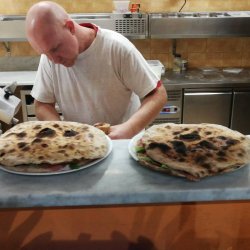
[{"left": 32, "top": 23, "right": 79, "bottom": 67}]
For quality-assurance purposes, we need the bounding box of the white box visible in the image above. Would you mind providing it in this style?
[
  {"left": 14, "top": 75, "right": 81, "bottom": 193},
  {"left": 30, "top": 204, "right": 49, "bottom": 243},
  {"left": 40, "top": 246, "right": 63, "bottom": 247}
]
[
  {"left": 113, "top": 0, "right": 130, "bottom": 13},
  {"left": 147, "top": 60, "right": 165, "bottom": 79}
]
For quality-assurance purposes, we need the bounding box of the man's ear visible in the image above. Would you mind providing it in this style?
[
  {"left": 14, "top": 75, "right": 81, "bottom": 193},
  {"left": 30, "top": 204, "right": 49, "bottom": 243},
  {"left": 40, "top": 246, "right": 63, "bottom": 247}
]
[{"left": 65, "top": 20, "right": 75, "bottom": 34}]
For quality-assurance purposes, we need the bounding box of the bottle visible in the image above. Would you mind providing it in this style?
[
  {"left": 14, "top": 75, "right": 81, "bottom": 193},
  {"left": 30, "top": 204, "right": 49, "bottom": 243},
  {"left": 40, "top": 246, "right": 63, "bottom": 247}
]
[{"left": 173, "top": 55, "right": 182, "bottom": 73}]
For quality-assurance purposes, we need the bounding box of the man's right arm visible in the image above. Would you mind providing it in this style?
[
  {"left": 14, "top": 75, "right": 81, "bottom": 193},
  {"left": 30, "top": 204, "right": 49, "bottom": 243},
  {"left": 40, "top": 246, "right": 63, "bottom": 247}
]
[{"left": 34, "top": 100, "right": 61, "bottom": 121}]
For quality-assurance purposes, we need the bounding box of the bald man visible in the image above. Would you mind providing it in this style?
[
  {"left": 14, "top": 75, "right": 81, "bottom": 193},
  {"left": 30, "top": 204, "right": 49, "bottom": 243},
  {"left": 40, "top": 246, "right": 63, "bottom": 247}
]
[{"left": 26, "top": 1, "right": 167, "bottom": 139}]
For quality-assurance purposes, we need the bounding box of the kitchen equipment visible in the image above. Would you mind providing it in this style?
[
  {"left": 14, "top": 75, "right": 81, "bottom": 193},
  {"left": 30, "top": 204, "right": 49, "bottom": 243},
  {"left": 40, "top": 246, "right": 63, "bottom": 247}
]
[
  {"left": 182, "top": 88, "right": 232, "bottom": 127},
  {"left": 113, "top": 0, "right": 130, "bottom": 13},
  {"left": 0, "top": 82, "right": 21, "bottom": 124},
  {"left": 0, "top": 12, "right": 148, "bottom": 41},
  {"left": 149, "top": 11, "right": 250, "bottom": 38},
  {"left": 231, "top": 89, "right": 250, "bottom": 135},
  {"left": 152, "top": 87, "right": 182, "bottom": 125},
  {"left": 147, "top": 60, "right": 165, "bottom": 78},
  {"left": 20, "top": 89, "right": 62, "bottom": 121}
]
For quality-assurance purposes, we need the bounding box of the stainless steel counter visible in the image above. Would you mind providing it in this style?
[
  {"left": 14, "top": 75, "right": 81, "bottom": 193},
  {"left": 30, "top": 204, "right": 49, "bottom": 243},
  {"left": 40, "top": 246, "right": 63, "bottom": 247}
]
[
  {"left": 163, "top": 68, "right": 250, "bottom": 89},
  {"left": 1, "top": 69, "right": 250, "bottom": 88},
  {"left": 0, "top": 140, "right": 250, "bottom": 209}
]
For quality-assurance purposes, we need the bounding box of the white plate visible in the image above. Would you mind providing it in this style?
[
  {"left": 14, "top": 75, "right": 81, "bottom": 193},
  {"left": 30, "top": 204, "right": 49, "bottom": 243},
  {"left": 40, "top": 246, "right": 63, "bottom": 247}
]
[
  {"left": 0, "top": 136, "right": 113, "bottom": 176},
  {"left": 128, "top": 132, "right": 145, "bottom": 161}
]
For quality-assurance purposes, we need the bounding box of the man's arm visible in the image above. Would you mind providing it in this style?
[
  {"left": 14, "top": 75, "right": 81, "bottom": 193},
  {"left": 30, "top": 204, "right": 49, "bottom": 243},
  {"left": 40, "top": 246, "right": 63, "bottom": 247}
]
[
  {"left": 108, "top": 84, "right": 167, "bottom": 139},
  {"left": 34, "top": 100, "right": 61, "bottom": 121}
]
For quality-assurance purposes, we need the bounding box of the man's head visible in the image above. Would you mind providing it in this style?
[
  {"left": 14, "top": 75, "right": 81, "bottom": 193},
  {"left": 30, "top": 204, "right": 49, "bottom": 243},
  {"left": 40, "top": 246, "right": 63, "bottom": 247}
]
[{"left": 26, "top": 1, "right": 79, "bottom": 67}]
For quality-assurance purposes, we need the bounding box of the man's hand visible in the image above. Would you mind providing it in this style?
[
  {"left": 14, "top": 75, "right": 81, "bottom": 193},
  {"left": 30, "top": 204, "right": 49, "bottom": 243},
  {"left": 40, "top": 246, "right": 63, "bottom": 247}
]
[{"left": 108, "top": 123, "right": 137, "bottom": 140}]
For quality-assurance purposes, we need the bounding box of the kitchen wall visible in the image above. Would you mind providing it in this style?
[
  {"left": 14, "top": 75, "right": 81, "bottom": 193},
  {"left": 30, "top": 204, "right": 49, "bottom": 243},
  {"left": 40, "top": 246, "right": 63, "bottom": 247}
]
[{"left": 1, "top": 0, "right": 250, "bottom": 70}]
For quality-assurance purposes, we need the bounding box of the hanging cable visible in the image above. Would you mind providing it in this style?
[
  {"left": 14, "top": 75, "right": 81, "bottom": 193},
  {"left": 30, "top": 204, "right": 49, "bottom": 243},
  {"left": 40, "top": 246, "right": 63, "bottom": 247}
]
[{"left": 178, "top": 0, "right": 187, "bottom": 12}]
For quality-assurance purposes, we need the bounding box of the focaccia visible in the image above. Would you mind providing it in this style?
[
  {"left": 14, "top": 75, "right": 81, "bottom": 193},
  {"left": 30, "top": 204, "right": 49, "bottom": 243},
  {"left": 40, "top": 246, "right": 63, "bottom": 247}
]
[
  {"left": 0, "top": 121, "right": 109, "bottom": 171},
  {"left": 136, "top": 123, "right": 250, "bottom": 181}
]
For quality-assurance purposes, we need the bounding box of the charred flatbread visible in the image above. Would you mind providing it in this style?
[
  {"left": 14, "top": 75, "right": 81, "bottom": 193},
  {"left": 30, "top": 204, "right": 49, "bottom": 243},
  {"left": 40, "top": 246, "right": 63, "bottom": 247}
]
[
  {"left": 135, "top": 123, "right": 250, "bottom": 181},
  {"left": 0, "top": 121, "right": 109, "bottom": 173}
]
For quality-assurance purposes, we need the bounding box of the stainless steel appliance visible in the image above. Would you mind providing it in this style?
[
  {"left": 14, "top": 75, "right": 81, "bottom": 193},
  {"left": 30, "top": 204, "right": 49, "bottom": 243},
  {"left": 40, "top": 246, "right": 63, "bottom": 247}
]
[
  {"left": 152, "top": 87, "right": 182, "bottom": 125},
  {"left": 0, "top": 13, "right": 148, "bottom": 41},
  {"left": 231, "top": 89, "right": 250, "bottom": 135},
  {"left": 149, "top": 11, "right": 250, "bottom": 38},
  {"left": 182, "top": 88, "right": 232, "bottom": 127}
]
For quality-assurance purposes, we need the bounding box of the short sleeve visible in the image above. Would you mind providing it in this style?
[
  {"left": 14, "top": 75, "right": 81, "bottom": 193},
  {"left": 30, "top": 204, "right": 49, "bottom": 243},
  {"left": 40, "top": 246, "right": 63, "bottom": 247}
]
[
  {"left": 31, "top": 55, "right": 56, "bottom": 103},
  {"left": 120, "top": 43, "right": 160, "bottom": 99}
]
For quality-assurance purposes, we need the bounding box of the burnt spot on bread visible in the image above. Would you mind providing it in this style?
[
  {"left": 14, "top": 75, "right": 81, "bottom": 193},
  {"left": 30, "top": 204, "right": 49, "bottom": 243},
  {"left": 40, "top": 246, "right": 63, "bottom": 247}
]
[
  {"left": 58, "top": 150, "right": 66, "bottom": 154},
  {"left": 17, "top": 142, "right": 27, "bottom": 149},
  {"left": 205, "top": 131, "right": 212, "bottom": 135},
  {"left": 178, "top": 158, "right": 185, "bottom": 162},
  {"left": 226, "top": 139, "right": 239, "bottom": 146},
  {"left": 195, "top": 155, "right": 207, "bottom": 165},
  {"left": 206, "top": 153, "right": 213, "bottom": 157},
  {"left": 179, "top": 132, "right": 201, "bottom": 141},
  {"left": 63, "top": 130, "right": 78, "bottom": 137},
  {"left": 6, "top": 132, "right": 27, "bottom": 138},
  {"left": 173, "top": 131, "right": 182, "bottom": 135},
  {"left": 33, "top": 125, "right": 42, "bottom": 130},
  {"left": 53, "top": 124, "right": 60, "bottom": 128},
  {"left": 199, "top": 140, "right": 217, "bottom": 150},
  {"left": 217, "top": 136, "right": 227, "bottom": 140},
  {"left": 16, "top": 132, "right": 27, "bottom": 138},
  {"left": 170, "top": 141, "right": 187, "bottom": 155},
  {"left": 21, "top": 146, "right": 30, "bottom": 152},
  {"left": 201, "top": 163, "right": 212, "bottom": 169},
  {"left": 36, "top": 128, "right": 56, "bottom": 138},
  {"left": 148, "top": 142, "right": 171, "bottom": 154},
  {"left": 41, "top": 144, "right": 48, "bottom": 148},
  {"left": 32, "top": 138, "right": 42, "bottom": 144},
  {"left": 217, "top": 151, "right": 226, "bottom": 157},
  {"left": 68, "top": 145, "right": 75, "bottom": 150},
  {"left": 75, "top": 135, "right": 81, "bottom": 140},
  {"left": 238, "top": 153, "right": 243, "bottom": 157},
  {"left": 38, "top": 156, "right": 44, "bottom": 160},
  {"left": 222, "top": 145, "right": 229, "bottom": 150},
  {"left": 88, "top": 133, "right": 94, "bottom": 138},
  {"left": 217, "top": 157, "right": 227, "bottom": 162}
]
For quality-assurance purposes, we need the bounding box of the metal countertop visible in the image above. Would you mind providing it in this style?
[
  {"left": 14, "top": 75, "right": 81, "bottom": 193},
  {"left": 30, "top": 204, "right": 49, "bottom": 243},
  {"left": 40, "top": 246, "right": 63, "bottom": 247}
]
[{"left": 162, "top": 68, "right": 250, "bottom": 89}]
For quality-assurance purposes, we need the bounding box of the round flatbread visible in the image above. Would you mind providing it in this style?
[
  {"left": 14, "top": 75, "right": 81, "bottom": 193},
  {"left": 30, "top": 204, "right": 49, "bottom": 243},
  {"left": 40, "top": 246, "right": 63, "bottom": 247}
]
[
  {"left": 0, "top": 121, "right": 109, "bottom": 168},
  {"left": 136, "top": 123, "right": 250, "bottom": 181}
]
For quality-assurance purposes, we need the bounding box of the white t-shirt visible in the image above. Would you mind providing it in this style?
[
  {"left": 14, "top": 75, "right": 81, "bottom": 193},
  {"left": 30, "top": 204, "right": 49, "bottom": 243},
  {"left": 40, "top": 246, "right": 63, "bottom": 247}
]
[{"left": 31, "top": 26, "right": 160, "bottom": 125}]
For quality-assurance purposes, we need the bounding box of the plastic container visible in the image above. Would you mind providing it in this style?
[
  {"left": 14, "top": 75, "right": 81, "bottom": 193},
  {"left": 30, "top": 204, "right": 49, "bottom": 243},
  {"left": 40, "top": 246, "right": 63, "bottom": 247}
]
[
  {"left": 147, "top": 60, "right": 165, "bottom": 79},
  {"left": 173, "top": 56, "right": 182, "bottom": 73},
  {"left": 113, "top": 0, "right": 130, "bottom": 13}
]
